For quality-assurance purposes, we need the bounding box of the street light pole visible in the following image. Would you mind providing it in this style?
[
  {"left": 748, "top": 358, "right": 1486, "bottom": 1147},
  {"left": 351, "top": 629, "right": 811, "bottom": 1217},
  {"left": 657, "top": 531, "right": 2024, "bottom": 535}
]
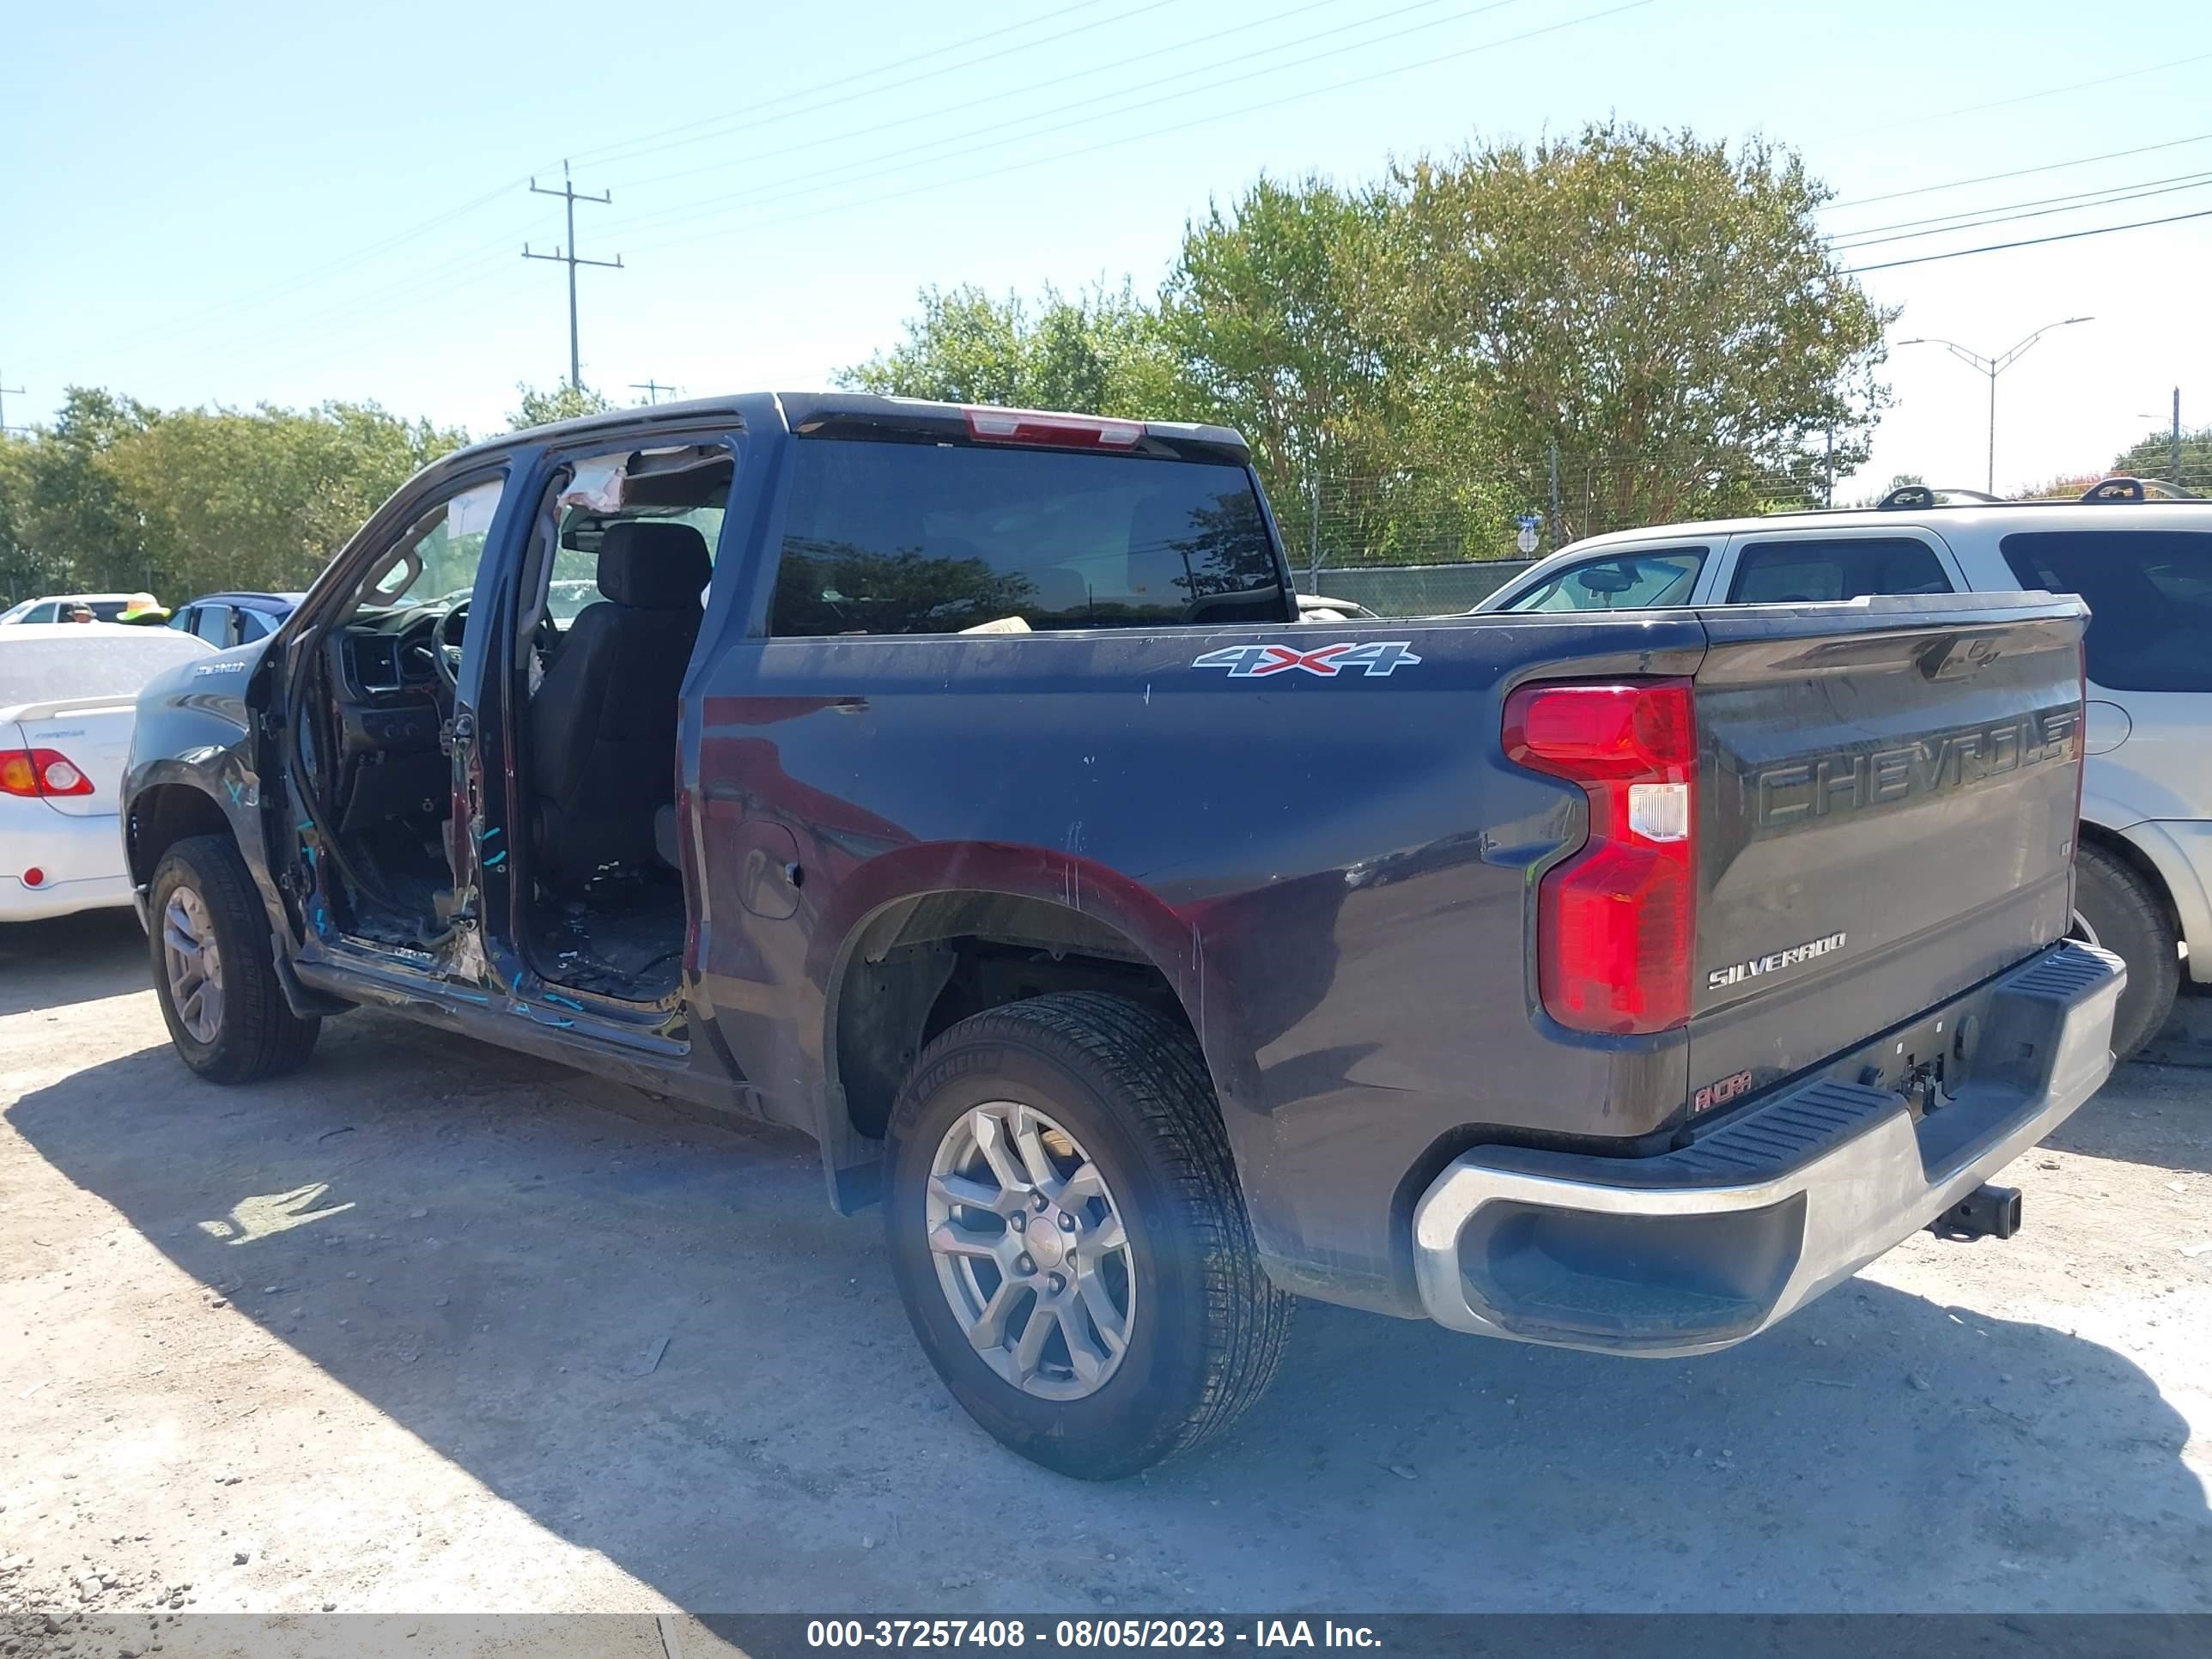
[{"left": 1900, "top": 316, "right": 2093, "bottom": 494}]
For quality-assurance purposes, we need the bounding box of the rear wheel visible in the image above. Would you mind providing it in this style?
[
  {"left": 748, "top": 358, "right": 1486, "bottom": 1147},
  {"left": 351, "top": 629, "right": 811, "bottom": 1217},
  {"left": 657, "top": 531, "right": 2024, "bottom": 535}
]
[
  {"left": 883, "top": 992, "right": 1291, "bottom": 1480},
  {"left": 149, "top": 834, "right": 320, "bottom": 1084},
  {"left": 2074, "top": 843, "right": 2179, "bottom": 1061}
]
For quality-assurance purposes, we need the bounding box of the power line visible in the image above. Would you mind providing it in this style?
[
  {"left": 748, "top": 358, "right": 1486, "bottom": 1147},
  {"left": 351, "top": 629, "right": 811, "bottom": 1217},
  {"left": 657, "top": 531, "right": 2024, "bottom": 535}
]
[
  {"left": 618, "top": 0, "right": 1631, "bottom": 260},
  {"left": 98, "top": 8, "right": 1130, "bottom": 364},
  {"left": 1831, "top": 169, "right": 2212, "bottom": 249},
  {"left": 601, "top": 0, "right": 1524, "bottom": 241},
  {"left": 573, "top": 0, "right": 1167, "bottom": 175},
  {"left": 1822, "top": 47, "right": 2212, "bottom": 142},
  {"left": 0, "top": 374, "right": 25, "bottom": 435},
  {"left": 630, "top": 379, "right": 678, "bottom": 405},
  {"left": 610, "top": 0, "right": 1431, "bottom": 201},
  {"left": 1843, "top": 205, "right": 2212, "bottom": 273},
  {"left": 98, "top": 179, "right": 536, "bottom": 359},
  {"left": 522, "top": 162, "right": 623, "bottom": 390},
  {"left": 1825, "top": 130, "right": 2212, "bottom": 211},
  {"left": 103, "top": 3, "right": 1359, "bottom": 378}
]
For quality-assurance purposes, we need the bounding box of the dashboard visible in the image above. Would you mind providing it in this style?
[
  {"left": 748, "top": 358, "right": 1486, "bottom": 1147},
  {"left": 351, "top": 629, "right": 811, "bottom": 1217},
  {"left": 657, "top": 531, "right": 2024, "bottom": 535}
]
[
  {"left": 327, "top": 608, "right": 448, "bottom": 793},
  {"left": 338, "top": 608, "right": 442, "bottom": 699}
]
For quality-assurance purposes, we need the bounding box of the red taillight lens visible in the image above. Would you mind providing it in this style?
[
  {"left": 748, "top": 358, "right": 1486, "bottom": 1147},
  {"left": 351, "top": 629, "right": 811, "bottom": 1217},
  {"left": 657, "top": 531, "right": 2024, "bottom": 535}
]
[
  {"left": 0, "top": 748, "right": 95, "bottom": 799},
  {"left": 963, "top": 406, "right": 1144, "bottom": 449},
  {"left": 1504, "top": 679, "right": 1698, "bottom": 1035}
]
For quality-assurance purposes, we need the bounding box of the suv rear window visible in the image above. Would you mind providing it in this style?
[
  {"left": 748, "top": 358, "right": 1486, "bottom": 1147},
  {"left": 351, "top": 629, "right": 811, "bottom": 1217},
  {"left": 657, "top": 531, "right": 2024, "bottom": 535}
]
[
  {"left": 769, "top": 441, "right": 1286, "bottom": 636},
  {"left": 1729, "top": 537, "right": 1951, "bottom": 603},
  {"left": 1999, "top": 530, "right": 2212, "bottom": 692}
]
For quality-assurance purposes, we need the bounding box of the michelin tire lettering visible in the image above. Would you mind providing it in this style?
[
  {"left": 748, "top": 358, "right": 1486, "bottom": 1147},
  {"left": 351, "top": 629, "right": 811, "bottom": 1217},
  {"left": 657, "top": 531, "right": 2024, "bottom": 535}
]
[{"left": 1192, "top": 641, "right": 1422, "bottom": 678}]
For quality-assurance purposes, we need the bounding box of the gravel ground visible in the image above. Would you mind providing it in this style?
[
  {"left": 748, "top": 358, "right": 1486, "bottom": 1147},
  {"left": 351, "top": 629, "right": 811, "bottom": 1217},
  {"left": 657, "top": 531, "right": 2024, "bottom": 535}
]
[{"left": 2, "top": 911, "right": 2208, "bottom": 1635}]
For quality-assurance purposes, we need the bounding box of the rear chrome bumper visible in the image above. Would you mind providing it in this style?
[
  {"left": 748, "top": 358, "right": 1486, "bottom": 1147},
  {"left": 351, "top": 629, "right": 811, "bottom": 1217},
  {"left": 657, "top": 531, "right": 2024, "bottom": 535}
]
[{"left": 1411, "top": 941, "right": 2124, "bottom": 1356}]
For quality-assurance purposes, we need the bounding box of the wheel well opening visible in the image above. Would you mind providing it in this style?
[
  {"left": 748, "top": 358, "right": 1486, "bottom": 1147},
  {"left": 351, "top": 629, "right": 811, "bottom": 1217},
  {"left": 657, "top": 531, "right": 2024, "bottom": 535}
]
[
  {"left": 2077, "top": 822, "right": 2182, "bottom": 939},
  {"left": 832, "top": 893, "right": 1192, "bottom": 1143},
  {"left": 127, "top": 785, "right": 234, "bottom": 889}
]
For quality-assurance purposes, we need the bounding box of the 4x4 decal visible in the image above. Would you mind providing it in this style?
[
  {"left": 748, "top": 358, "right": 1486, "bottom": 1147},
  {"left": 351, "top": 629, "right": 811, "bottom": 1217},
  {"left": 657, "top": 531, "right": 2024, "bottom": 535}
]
[{"left": 1191, "top": 641, "right": 1423, "bottom": 678}]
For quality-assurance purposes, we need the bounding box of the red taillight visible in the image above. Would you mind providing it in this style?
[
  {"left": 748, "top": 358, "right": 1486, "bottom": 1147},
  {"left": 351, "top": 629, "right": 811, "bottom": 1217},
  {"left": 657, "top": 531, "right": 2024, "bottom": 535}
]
[
  {"left": 1504, "top": 679, "right": 1698, "bottom": 1035},
  {"left": 963, "top": 406, "right": 1144, "bottom": 449},
  {"left": 0, "top": 748, "right": 95, "bottom": 799}
]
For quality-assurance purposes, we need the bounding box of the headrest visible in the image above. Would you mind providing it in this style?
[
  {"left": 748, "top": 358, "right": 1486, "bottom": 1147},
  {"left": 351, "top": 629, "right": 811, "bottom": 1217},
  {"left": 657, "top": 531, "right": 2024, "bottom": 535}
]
[{"left": 598, "top": 521, "right": 710, "bottom": 609}]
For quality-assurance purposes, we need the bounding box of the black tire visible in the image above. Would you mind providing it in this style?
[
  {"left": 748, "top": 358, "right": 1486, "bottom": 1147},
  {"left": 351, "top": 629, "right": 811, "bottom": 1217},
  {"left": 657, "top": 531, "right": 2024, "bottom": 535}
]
[
  {"left": 2075, "top": 843, "right": 2179, "bottom": 1061},
  {"left": 149, "top": 834, "right": 320, "bottom": 1084},
  {"left": 883, "top": 992, "right": 1291, "bottom": 1480}
]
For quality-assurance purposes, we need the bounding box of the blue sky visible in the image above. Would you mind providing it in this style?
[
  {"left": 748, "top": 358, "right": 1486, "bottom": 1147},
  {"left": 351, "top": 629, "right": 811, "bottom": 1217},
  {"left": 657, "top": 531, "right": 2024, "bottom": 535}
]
[{"left": 5, "top": 0, "right": 2208, "bottom": 497}]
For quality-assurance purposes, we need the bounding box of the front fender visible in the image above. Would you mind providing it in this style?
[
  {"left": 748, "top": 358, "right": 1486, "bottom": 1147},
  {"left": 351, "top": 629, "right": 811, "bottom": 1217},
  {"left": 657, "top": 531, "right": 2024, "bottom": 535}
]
[{"left": 124, "top": 643, "right": 276, "bottom": 916}]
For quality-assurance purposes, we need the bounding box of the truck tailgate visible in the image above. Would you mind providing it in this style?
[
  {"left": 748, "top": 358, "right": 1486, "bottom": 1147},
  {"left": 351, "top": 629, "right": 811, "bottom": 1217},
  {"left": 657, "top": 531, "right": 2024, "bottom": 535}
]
[{"left": 1688, "top": 594, "right": 2087, "bottom": 1097}]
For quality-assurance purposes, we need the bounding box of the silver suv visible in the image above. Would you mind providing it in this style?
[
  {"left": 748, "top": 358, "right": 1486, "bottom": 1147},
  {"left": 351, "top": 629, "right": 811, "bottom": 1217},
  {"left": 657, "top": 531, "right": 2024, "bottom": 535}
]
[{"left": 1479, "top": 480, "right": 2211, "bottom": 1058}]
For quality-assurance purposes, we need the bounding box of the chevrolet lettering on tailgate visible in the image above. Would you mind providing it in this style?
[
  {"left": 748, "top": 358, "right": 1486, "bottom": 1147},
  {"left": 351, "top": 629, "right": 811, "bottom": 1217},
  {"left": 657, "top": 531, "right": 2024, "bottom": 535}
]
[{"left": 1753, "top": 707, "right": 2081, "bottom": 831}]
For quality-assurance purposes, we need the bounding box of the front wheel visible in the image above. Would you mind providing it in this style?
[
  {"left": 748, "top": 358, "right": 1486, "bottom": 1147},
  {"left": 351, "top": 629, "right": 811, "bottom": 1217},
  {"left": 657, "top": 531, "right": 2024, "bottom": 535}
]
[
  {"left": 149, "top": 834, "right": 320, "bottom": 1084},
  {"left": 883, "top": 992, "right": 1291, "bottom": 1480}
]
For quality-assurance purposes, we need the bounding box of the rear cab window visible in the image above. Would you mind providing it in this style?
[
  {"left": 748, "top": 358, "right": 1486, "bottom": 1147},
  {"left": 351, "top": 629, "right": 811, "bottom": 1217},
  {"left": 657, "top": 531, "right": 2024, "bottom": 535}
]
[
  {"left": 1727, "top": 536, "right": 1952, "bottom": 603},
  {"left": 769, "top": 438, "right": 1287, "bottom": 636},
  {"left": 2000, "top": 530, "right": 2212, "bottom": 692},
  {"left": 1498, "top": 548, "right": 1705, "bottom": 612}
]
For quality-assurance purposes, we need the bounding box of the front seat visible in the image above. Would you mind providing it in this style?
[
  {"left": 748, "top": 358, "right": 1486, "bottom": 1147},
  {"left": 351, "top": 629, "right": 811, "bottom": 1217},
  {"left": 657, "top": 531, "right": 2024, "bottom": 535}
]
[{"left": 530, "top": 520, "right": 711, "bottom": 881}]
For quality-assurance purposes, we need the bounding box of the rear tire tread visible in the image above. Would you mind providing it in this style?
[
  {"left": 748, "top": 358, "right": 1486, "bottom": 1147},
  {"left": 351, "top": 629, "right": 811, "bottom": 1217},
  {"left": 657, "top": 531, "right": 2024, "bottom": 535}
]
[
  {"left": 2075, "top": 843, "right": 2179, "bottom": 1062},
  {"left": 889, "top": 992, "right": 1291, "bottom": 1475}
]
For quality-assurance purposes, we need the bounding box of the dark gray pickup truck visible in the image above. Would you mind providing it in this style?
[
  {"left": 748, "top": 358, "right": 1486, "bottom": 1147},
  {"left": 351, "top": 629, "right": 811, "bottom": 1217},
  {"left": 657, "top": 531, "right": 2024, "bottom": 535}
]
[{"left": 122, "top": 393, "right": 2123, "bottom": 1477}]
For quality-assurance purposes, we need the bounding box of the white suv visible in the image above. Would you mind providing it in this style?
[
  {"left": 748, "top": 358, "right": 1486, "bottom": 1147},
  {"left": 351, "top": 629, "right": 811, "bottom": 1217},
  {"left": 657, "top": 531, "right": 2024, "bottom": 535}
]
[{"left": 1479, "top": 480, "right": 2212, "bottom": 1058}]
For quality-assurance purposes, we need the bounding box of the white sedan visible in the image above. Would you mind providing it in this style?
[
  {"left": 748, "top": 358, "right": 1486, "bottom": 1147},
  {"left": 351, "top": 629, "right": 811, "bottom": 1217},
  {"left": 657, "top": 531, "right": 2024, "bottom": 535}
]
[{"left": 0, "top": 623, "right": 215, "bottom": 921}]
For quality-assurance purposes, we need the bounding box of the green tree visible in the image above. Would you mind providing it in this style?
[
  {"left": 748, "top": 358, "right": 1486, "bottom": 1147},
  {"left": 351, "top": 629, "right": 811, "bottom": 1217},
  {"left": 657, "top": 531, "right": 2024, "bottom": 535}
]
[
  {"left": 103, "top": 401, "right": 465, "bottom": 593},
  {"left": 0, "top": 389, "right": 160, "bottom": 597},
  {"left": 838, "top": 281, "right": 1185, "bottom": 417},
  {"left": 1158, "top": 175, "right": 1475, "bottom": 565},
  {"left": 1388, "top": 123, "right": 1894, "bottom": 540},
  {"left": 0, "top": 391, "right": 465, "bottom": 601},
  {"left": 508, "top": 381, "right": 614, "bottom": 430},
  {"left": 1161, "top": 176, "right": 1400, "bottom": 487},
  {"left": 2112, "top": 422, "right": 2212, "bottom": 494}
]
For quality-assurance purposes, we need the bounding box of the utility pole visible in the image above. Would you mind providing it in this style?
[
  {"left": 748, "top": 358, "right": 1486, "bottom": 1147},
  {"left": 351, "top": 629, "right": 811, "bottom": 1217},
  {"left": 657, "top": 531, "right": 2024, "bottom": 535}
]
[
  {"left": 630, "top": 379, "right": 676, "bottom": 405},
  {"left": 1305, "top": 468, "right": 1322, "bottom": 592},
  {"left": 1547, "top": 441, "right": 1562, "bottom": 549},
  {"left": 0, "top": 374, "right": 24, "bottom": 435},
  {"left": 2173, "top": 386, "right": 2185, "bottom": 488},
  {"left": 1900, "top": 316, "right": 2092, "bottom": 494},
  {"left": 523, "top": 161, "right": 623, "bottom": 390}
]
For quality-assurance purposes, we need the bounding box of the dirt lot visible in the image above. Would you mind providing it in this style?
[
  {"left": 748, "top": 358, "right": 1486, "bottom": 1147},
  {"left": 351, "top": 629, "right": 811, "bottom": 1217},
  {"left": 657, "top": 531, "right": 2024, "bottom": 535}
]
[{"left": 2, "top": 912, "right": 2209, "bottom": 1626}]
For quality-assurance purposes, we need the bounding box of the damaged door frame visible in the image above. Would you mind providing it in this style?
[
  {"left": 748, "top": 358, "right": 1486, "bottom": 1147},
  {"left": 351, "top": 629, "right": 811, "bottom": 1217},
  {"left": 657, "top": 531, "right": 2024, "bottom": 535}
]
[{"left": 453, "top": 416, "right": 757, "bottom": 1092}]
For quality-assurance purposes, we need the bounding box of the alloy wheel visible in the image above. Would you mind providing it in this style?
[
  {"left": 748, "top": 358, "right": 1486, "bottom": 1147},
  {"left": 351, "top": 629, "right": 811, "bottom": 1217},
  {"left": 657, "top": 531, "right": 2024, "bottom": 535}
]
[
  {"left": 924, "top": 1100, "right": 1136, "bottom": 1401},
  {"left": 161, "top": 884, "right": 225, "bottom": 1045}
]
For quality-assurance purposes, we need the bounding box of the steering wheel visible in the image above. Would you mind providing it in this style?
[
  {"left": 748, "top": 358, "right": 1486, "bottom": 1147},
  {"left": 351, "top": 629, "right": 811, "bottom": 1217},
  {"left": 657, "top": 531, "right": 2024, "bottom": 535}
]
[{"left": 433, "top": 599, "right": 468, "bottom": 690}]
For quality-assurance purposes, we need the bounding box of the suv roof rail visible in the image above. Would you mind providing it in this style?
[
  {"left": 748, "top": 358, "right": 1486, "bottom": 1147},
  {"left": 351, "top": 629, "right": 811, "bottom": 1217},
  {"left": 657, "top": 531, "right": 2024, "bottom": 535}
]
[
  {"left": 2081, "top": 476, "right": 2195, "bottom": 501},
  {"left": 1876, "top": 484, "right": 2004, "bottom": 510}
]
